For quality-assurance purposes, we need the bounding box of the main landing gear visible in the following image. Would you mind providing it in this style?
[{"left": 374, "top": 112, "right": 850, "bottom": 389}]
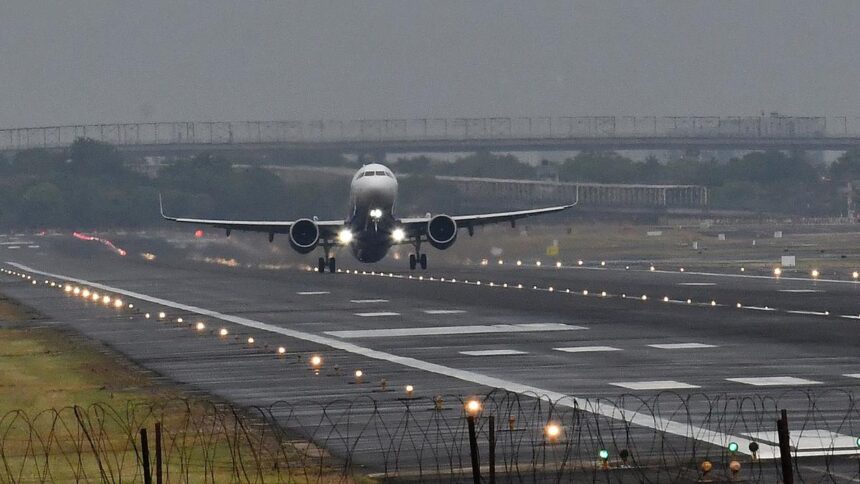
[
  {"left": 318, "top": 244, "right": 336, "bottom": 273},
  {"left": 408, "top": 240, "right": 428, "bottom": 270}
]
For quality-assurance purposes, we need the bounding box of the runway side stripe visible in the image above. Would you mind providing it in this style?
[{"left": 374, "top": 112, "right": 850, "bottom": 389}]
[{"left": 7, "top": 261, "right": 782, "bottom": 459}]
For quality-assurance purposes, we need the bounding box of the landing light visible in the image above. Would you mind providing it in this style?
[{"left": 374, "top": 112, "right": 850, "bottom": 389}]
[
  {"left": 196, "top": 322, "right": 205, "bottom": 331},
  {"left": 811, "top": 269, "right": 820, "bottom": 279},
  {"left": 545, "top": 423, "right": 562, "bottom": 442},
  {"left": 113, "top": 299, "right": 124, "bottom": 308},
  {"left": 773, "top": 267, "right": 782, "bottom": 277},
  {"left": 338, "top": 229, "right": 353, "bottom": 245},
  {"left": 369, "top": 208, "right": 383, "bottom": 220},
  {"left": 465, "top": 399, "right": 481, "bottom": 415},
  {"left": 391, "top": 228, "right": 406, "bottom": 243}
]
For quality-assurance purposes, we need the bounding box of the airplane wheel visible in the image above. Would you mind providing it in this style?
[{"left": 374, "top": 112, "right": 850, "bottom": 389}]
[
  {"left": 328, "top": 257, "right": 336, "bottom": 273},
  {"left": 409, "top": 254, "right": 417, "bottom": 270},
  {"left": 419, "top": 253, "right": 428, "bottom": 270},
  {"left": 318, "top": 257, "right": 326, "bottom": 273}
]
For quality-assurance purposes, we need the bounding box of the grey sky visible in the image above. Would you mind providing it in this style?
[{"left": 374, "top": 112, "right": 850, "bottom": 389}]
[{"left": 1, "top": 1, "right": 858, "bottom": 128}]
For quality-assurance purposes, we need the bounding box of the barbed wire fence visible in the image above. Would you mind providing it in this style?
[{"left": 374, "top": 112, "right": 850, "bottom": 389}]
[{"left": 0, "top": 389, "right": 856, "bottom": 483}]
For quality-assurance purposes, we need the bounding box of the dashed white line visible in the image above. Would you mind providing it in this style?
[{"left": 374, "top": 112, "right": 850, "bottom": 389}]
[
  {"left": 726, "top": 377, "right": 822, "bottom": 386},
  {"left": 296, "top": 291, "right": 330, "bottom": 295},
  {"left": 843, "top": 373, "right": 860, "bottom": 379},
  {"left": 459, "top": 349, "right": 527, "bottom": 356},
  {"left": 350, "top": 299, "right": 389, "bottom": 303},
  {"left": 327, "top": 323, "right": 585, "bottom": 338},
  {"left": 423, "top": 309, "right": 466, "bottom": 315},
  {"left": 677, "top": 283, "right": 716, "bottom": 286},
  {"left": 554, "top": 346, "right": 621, "bottom": 353},
  {"left": 648, "top": 343, "right": 717, "bottom": 350},
  {"left": 354, "top": 312, "right": 400, "bottom": 317},
  {"left": 778, "top": 289, "right": 824, "bottom": 293},
  {"left": 610, "top": 380, "right": 700, "bottom": 390},
  {"left": 786, "top": 310, "right": 829, "bottom": 316}
]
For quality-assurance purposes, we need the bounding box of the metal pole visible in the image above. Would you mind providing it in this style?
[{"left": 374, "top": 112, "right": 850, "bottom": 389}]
[
  {"left": 155, "top": 422, "right": 163, "bottom": 484},
  {"left": 488, "top": 415, "right": 496, "bottom": 484},
  {"left": 467, "top": 415, "right": 481, "bottom": 484},
  {"left": 777, "top": 409, "right": 793, "bottom": 484},
  {"left": 140, "top": 428, "right": 153, "bottom": 484}
]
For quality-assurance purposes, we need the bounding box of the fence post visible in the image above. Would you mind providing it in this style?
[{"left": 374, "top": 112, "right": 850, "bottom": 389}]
[
  {"left": 488, "top": 415, "right": 496, "bottom": 484},
  {"left": 140, "top": 428, "right": 153, "bottom": 484},
  {"left": 467, "top": 415, "right": 481, "bottom": 484},
  {"left": 155, "top": 422, "right": 163, "bottom": 484},
  {"left": 777, "top": 409, "right": 793, "bottom": 484}
]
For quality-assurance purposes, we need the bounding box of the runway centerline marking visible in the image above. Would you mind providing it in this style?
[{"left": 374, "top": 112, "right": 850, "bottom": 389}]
[
  {"left": 354, "top": 312, "right": 400, "bottom": 317},
  {"left": 726, "top": 377, "right": 822, "bottom": 386},
  {"left": 778, "top": 289, "right": 824, "bottom": 293},
  {"left": 610, "top": 381, "right": 700, "bottom": 390},
  {"left": 648, "top": 343, "right": 717, "bottom": 350},
  {"left": 677, "top": 283, "right": 716, "bottom": 286},
  {"left": 843, "top": 374, "right": 860, "bottom": 379},
  {"left": 423, "top": 309, "right": 466, "bottom": 315},
  {"left": 297, "top": 291, "right": 330, "bottom": 295},
  {"left": 554, "top": 346, "right": 621, "bottom": 353},
  {"left": 326, "top": 323, "right": 585, "bottom": 339},
  {"left": 459, "top": 349, "right": 527, "bottom": 356},
  {"left": 350, "top": 299, "right": 389, "bottom": 303},
  {"left": 8, "top": 261, "right": 788, "bottom": 459}
]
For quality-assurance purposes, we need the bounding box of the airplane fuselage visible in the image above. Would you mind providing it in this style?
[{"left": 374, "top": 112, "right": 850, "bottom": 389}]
[{"left": 346, "top": 163, "right": 399, "bottom": 263}]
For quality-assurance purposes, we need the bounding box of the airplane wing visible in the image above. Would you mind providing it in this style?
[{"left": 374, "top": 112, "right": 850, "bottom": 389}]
[
  {"left": 397, "top": 202, "right": 576, "bottom": 240},
  {"left": 159, "top": 195, "right": 345, "bottom": 239}
]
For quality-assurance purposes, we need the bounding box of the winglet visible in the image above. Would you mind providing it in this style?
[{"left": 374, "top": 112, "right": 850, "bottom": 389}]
[{"left": 158, "top": 193, "right": 169, "bottom": 219}]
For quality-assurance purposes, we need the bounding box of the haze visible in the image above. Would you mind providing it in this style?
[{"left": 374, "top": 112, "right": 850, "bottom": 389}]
[{"left": 1, "top": 1, "right": 858, "bottom": 128}]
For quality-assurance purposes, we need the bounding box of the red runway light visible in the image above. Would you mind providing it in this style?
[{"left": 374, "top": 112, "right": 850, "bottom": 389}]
[{"left": 194, "top": 229, "right": 204, "bottom": 238}]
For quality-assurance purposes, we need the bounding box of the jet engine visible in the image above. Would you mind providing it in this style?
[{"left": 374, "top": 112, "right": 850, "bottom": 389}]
[
  {"left": 289, "top": 219, "right": 320, "bottom": 254},
  {"left": 427, "top": 215, "right": 458, "bottom": 250}
]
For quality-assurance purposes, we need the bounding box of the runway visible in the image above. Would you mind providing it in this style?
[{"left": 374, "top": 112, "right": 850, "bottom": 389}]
[{"left": 1, "top": 238, "right": 858, "bottom": 478}]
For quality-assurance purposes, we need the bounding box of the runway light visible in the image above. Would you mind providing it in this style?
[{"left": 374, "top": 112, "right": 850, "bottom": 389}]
[
  {"left": 219, "top": 328, "right": 228, "bottom": 337},
  {"left": 195, "top": 322, "right": 205, "bottom": 331},
  {"left": 278, "top": 346, "right": 286, "bottom": 355},
  {"left": 601, "top": 291, "right": 607, "bottom": 297},
  {"left": 740, "top": 267, "right": 745, "bottom": 272},
  {"left": 711, "top": 300, "right": 717, "bottom": 306},
  {"left": 679, "top": 267, "right": 685, "bottom": 272},
  {"left": 641, "top": 295, "right": 647, "bottom": 301},
  {"left": 728, "top": 441, "right": 739, "bottom": 453},
  {"left": 157, "top": 312, "right": 166, "bottom": 320},
  {"left": 102, "top": 295, "right": 111, "bottom": 305},
  {"left": 247, "top": 337, "right": 255, "bottom": 345},
  {"left": 599, "top": 449, "right": 610, "bottom": 460},
  {"left": 737, "top": 303, "right": 742, "bottom": 308},
  {"left": 498, "top": 259, "right": 504, "bottom": 265},
  {"left": 536, "top": 261, "right": 542, "bottom": 267},
  {"left": 91, "top": 292, "right": 99, "bottom": 301},
  {"left": 663, "top": 296, "right": 669, "bottom": 302},
  {"left": 64, "top": 285, "right": 72, "bottom": 293},
  {"left": 31, "top": 280, "right": 36, "bottom": 285},
  {"left": 582, "top": 290, "right": 589, "bottom": 295},
  {"left": 516, "top": 260, "right": 522, "bottom": 266},
  {"left": 555, "top": 261, "right": 562, "bottom": 268},
  {"left": 545, "top": 423, "right": 562, "bottom": 442},
  {"left": 773, "top": 267, "right": 782, "bottom": 277},
  {"left": 600, "top": 261, "right": 606, "bottom": 267},
  {"left": 650, "top": 265, "right": 656, "bottom": 271},
  {"left": 548, "top": 286, "right": 553, "bottom": 291},
  {"left": 405, "top": 384, "right": 414, "bottom": 397},
  {"left": 853, "top": 271, "right": 859, "bottom": 280},
  {"left": 517, "top": 284, "right": 522, "bottom": 289},
  {"left": 465, "top": 399, "right": 482, "bottom": 416},
  {"left": 811, "top": 269, "right": 820, "bottom": 279},
  {"left": 310, "top": 355, "right": 322, "bottom": 368},
  {"left": 145, "top": 313, "right": 151, "bottom": 319},
  {"left": 338, "top": 229, "right": 354, "bottom": 245},
  {"left": 113, "top": 299, "right": 123, "bottom": 308},
  {"left": 176, "top": 317, "right": 184, "bottom": 323},
  {"left": 503, "top": 283, "right": 507, "bottom": 288},
  {"left": 686, "top": 299, "right": 692, "bottom": 304},
  {"left": 354, "top": 369, "right": 363, "bottom": 381}
]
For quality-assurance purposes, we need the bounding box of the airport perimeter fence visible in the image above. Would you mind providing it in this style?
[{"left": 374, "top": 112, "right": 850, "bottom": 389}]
[{"left": 0, "top": 389, "right": 857, "bottom": 483}]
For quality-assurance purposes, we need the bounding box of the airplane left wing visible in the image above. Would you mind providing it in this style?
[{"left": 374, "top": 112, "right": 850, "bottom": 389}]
[{"left": 159, "top": 195, "right": 345, "bottom": 239}]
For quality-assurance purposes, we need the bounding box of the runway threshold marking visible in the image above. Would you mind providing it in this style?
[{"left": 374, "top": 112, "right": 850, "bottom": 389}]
[
  {"left": 459, "top": 349, "right": 527, "bottom": 356},
  {"left": 354, "top": 312, "right": 400, "bottom": 317},
  {"left": 8, "top": 261, "right": 787, "bottom": 459},
  {"left": 325, "top": 323, "right": 585, "bottom": 339},
  {"left": 610, "top": 381, "right": 700, "bottom": 390},
  {"left": 726, "top": 377, "right": 822, "bottom": 386},
  {"left": 648, "top": 343, "right": 717, "bottom": 350},
  {"left": 554, "top": 346, "right": 621, "bottom": 353}
]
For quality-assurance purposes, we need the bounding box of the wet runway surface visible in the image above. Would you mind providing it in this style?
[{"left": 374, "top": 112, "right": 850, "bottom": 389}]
[{"left": 2, "top": 241, "right": 859, "bottom": 476}]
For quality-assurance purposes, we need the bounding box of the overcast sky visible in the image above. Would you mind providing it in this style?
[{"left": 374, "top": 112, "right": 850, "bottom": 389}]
[{"left": 0, "top": 1, "right": 858, "bottom": 128}]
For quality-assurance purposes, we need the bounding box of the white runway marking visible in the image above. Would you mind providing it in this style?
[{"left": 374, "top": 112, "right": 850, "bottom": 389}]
[
  {"left": 610, "top": 380, "right": 700, "bottom": 390},
  {"left": 648, "top": 343, "right": 717, "bottom": 350},
  {"left": 8, "top": 261, "right": 789, "bottom": 458},
  {"left": 423, "top": 309, "right": 466, "bottom": 315},
  {"left": 26, "top": 245, "right": 40, "bottom": 249},
  {"left": 843, "top": 373, "right": 860, "bottom": 379},
  {"left": 296, "top": 291, "right": 330, "bottom": 295},
  {"left": 726, "top": 376, "right": 822, "bottom": 386},
  {"left": 327, "top": 323, "right": 585, "bottom": 338},
  {"left": 677, "top": 283, "right": 716, "bottom": 286},
  {"left": 6, "top": 246, "right": 19, "bottom": 250},
  {"left": 554, "top": 346, "right": 621, "bottom": 353},
  {"left": 459, "top": 349, "right": 527, "bottom": 356},
  {"left": 786, "top": 310, "right": 829, "bottom": 316},
  {"left": 350, "top": 299, "right": 389, "bottom": 303},
  {"left": 354, "top": 312, "right": 400, "bottom": 317},
  {"left": 779, "top": 289, "right": 824, "bottom": 293},
  {"left": 744, "top": 430, "right": 859, "bottom": 451}
]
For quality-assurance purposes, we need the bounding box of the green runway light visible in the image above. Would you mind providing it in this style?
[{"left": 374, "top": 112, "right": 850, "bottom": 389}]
[
  {"left": 728, "top": 442, "right": 739, "bottom": 453},
  {"left": 598, "top": 449, "right": 609, "bottom": 460}
]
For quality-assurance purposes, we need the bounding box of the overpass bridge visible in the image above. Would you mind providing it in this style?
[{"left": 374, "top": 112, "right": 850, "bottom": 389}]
[{"left": 2, "top": 115, "right": 860, "bottom": 156}]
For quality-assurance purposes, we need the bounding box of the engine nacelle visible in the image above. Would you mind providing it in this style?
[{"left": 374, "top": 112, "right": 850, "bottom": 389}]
[
  {"left": 427, "top": 214, "right": 458, "bottom": 250},
  {"left": 289, "top": 219, "right": 320, "bottom": 254}
]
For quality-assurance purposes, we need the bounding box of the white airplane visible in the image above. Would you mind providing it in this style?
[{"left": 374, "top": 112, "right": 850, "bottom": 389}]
[{"left": 160, "top": 163, "right": 575, "bottom": 272}]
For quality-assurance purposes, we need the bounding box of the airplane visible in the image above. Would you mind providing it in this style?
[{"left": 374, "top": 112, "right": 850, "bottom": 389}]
[{"left": 160, "top": 163, "right": 575, "bottom": 273}]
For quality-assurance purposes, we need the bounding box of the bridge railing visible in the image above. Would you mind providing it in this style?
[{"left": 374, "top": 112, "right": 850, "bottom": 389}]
[{"left": 3, "top": 116, "right": 860, "bottom": 151}]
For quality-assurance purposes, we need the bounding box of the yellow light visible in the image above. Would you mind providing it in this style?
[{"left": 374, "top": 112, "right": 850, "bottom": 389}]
[
  {"left": 219, "top": 328, "right": 228, "bottom": 337},
  {"left": 81, "top": 289, "right": 90, "bottom": 298},
  {"left": 158, "top": 312, "right": 166, "bottom": 320},
  {"left": 196, "top": 322, "right": 205, "bottom": 331},
  {"left": 277, "top": 346, "right": 286, "bottom": 355},
  {"left": 310, "top": 355, "right": 322, "bottom": 367},
  {"left": 391, "top": 228, "right": 406, "bottom": 243},
  {"left": 354, "top": 369, "right": 363, "bottom": 379},
  {"left": 773, "top": 267, "right": 782, "bottom": 277},
  {"left": 465, "top": 399, "right": 482, "bottom": 415},
  {"left": 545, "top": 423, "right": 562, "bottom": 441},
  {"left": 811, "top": 269, "right": 820, "bottom": 278},
  {"left": 405, "top": 384, "right": 414, "bottom": 396},
  {"left": 102, "top": 295, "right": 111, "bottom": 305},
  {"left": 113, "top": 299, "right": 123, "bottom": 308},
  {"left": 556, "top": 261, "right": 562, "bottom": 268},
  {"left": 338, "top": 229, "right": 354, "bottom": 245},
  {"left": 247, "top": 337, "right": 255, "bottom": 344}
]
